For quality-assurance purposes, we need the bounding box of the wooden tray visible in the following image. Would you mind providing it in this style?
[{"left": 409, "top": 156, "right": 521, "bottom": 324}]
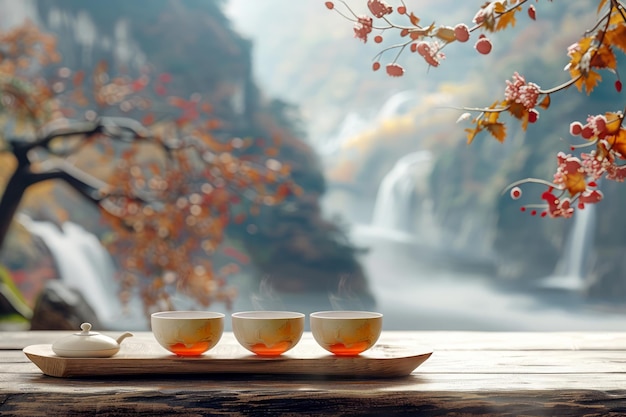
[{"left": 23, "top": 333, "right": 432, "bottom": 379}]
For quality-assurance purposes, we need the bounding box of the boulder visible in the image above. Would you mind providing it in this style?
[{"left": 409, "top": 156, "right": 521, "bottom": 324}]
[{"left": 30, "top": 280, "right": 102, "bottom": 330}]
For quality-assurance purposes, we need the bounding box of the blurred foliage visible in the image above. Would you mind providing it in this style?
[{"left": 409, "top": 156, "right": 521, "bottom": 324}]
[{"left": 0, "top": 0, "right": 373, "bottom": 318}]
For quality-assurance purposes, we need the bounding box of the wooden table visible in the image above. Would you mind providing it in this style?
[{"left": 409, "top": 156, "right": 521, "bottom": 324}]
[{"left": 2, "top": 331, "right": 626, "bottom": 416}]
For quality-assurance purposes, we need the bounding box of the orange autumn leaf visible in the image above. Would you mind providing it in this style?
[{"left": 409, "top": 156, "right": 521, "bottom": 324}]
[
  {"left": 609, "top": 6, "right": 626, "bottom": 25},
  {"left": 495, "top": 6, "right": 521, "bottom": 31},
  {"left": 485, "top": 110, "right": 500, "bottom": 124},
  {"left": 486, "top": 122, "right": 507, "bottom": 142},
  {"left": 577, "top": 69, "right": 602, "bottom": 94},
  {"left": 564, "top": 170, "right": 587, "bottom": 196},
  {"left": 606, "top": 128, "right": 626, "bottom": 158},
  {"left": 465, "top": 127, "right": 481, "bottom": 144},
  {"left": 409, "top": 12, "right": 420, "bottom": 26},
  {"left": 605, "top": 25, "right": 626, "bottom": 54},
  {"left": 590, "top": 44, "right": 617, "bottom": 70},
  {"left": 605, "top": 112, "right": 623, "bottom": 134}
]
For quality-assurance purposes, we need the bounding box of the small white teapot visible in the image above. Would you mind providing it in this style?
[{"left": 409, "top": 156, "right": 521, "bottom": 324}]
[{"left": 52, "top": 322, "right": 133, "bottom": 358}]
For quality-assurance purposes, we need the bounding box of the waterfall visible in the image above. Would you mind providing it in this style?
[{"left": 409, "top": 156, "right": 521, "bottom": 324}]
[
  {"left": 371, "top": 150, "right": 433, "bottom": 236},
  {"left": 542, "top": 204, "right": 596, "bottom": 291},
  {"left": 17, "top": 215, "right": 142, "bottom": 329}
]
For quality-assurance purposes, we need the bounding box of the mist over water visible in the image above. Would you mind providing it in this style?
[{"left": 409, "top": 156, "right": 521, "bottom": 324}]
[{"left": 336, "top": 159, "right": 626, "bottom": 331}]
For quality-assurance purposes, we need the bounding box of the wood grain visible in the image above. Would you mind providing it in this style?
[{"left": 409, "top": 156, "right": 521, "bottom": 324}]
[{"left": 5, "top": 331, "right": 626, "bottom": 416}]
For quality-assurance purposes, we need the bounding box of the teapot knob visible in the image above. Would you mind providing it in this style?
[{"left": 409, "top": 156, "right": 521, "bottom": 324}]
[{"left": 80, "top": 322, "right": 92, "bottom": 334}]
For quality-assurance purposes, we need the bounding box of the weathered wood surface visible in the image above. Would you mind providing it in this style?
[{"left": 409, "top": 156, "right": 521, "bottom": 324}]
[{"left": 3, "top": 331, "right": 626, "bottom": 416}]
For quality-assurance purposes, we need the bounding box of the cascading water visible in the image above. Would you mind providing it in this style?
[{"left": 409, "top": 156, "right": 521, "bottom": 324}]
[
  {"left": 348, "top": 150, "right": 441, "bottom": 280},
  {"left": 370, "top": 150, "right": 437, "bottom": 240},
  {"left": 17, "top": 214, "right": 143, "bottom": 329},
  {"left": 542, "top": 203, "right": 596, "bottom": 292}
]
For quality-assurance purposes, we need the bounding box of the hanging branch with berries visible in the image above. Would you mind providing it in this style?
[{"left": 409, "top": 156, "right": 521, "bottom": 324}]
[{"left": 326, "top": 0, "right": 626, "bottom": 218}]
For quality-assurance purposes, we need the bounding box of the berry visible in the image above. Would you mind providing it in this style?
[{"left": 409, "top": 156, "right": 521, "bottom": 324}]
[
  {"left": 410, "top": 43, "right": 418, "bottom": 53},
  {"left": 581, "top": 126, "right": 594, "bottom": 139},
  {"left": 453, "top": 24, "right": 470, "bottom": 42},
  {"left": 569, "top": 121, "right": 583, "bottom": 136},
  {"left": 374, "top": 35, "right": 383, "bottom": 43},
  {"left": 416, "top": 42, "right": 430, "bottom": 56},
  {"left": 510, "top": 187, "right": 522, "bottom": 200},
  {"left": 475, "top": 37, "right": 492, "bottom": 55},
  {"left": 325, "top": 1, "right": 334, "bottom": 9},
  {"left": 528, "top": 5, "right": 536, "bottom": 20},
  {"left": 616, "top": 80, "right": 623, "bottom": 93},
  {"left": 528, "top": 109, "right": 539, "bottom": 123},
  {"left": 372, "top": 62, "right": 381, "bottom": 71},
  {"left": 400, "top": 28, "right": 409, "bottom": 37},
  {"left": 397, "top": 5, "right": 406, "bottom": 14},
  {"left": 386, "top": 63, "right": 405, "bottom": 77}
]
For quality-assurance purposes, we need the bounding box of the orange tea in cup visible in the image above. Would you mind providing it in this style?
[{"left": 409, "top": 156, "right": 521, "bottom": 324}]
[
  {"left": 310, "top": 311, "right": 382, "bottom": 356},
  {"left": 232, "top": 311, "right": 304, "bottom": 356},
  {"left": 151, "top": 311, "right": 224, "bottom": 356}
]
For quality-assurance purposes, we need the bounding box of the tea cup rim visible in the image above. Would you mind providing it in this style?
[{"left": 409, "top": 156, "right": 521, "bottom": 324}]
[
  {"left": 151, "top": 311, "right": 225, "bottom": 320},
  {"left": 310, "top": 310, "right": 383, "bottom": 319},
  {"left": 232, "top": 310, "right": 305, "bottom": 319}
]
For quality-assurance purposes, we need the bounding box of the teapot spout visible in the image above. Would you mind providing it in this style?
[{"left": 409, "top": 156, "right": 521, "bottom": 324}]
[{"left": 116, "top": 332, "right": 133, "bottom": 345}]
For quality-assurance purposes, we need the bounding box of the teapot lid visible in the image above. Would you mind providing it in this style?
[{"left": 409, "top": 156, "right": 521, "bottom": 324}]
[
  {"left": 52, "top": 322, "right": 133, "bottom": 357},
  {"left": 76, "top": 322, "right": 98, "bottom": 336}
]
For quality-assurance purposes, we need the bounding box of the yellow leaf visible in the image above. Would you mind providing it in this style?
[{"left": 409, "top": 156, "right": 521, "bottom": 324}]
[
  {"left": 495, "top": 6, "right": 521, "bottom": 31},
  {"left": 605, "top": 112, "right": 623, "bottom": 134},
  {"left": 564, "top": 170, "right": 587, "bottom": 196},
  {"left": 493, "top": 2, "right": 506, "bottom": 13},
  {"left": 606, "top": 128, "right": 626, "bottom": 158},
  {"left": 465, "top": 127, "right": 481, "bottom": 144},
  {"left": 605, "top": 25, "right": 626, "bottom": 54},
  {"left": 435, "top": 26, "right": 456, "bottom": 43},
  {"left": 486, "top": 122, "right": 507, "bottom": 143},
  {"left": 609, "top": 7, "right": 625, "bottom": 25},
  {"left": 575, "top": 69, "right": 602, "bottom": 94},
  {"left": 485, "top": 110, "right": 500, "bottom": 124}
]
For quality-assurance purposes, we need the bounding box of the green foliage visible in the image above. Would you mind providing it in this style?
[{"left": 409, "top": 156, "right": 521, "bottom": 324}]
[{"left": 0, "top": 264, "right": 31, "bottom": 323}]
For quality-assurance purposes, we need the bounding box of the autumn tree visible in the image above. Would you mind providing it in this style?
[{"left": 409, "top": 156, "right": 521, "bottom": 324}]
[
  {"left": 0, "top": 21, "right": 301, "bottom": 317},
  {"left": 327, "top": 0, "right": 626, "bottom": 219}
]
